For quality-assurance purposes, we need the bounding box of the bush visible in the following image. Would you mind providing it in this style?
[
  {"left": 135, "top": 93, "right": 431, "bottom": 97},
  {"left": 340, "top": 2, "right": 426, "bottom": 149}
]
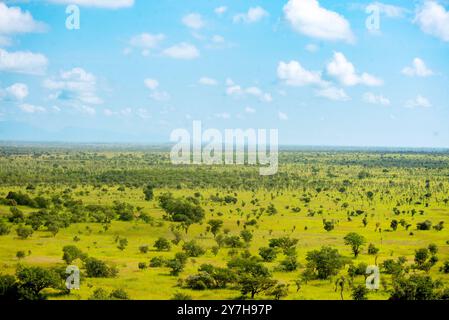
[
  {"left": 62, "top": 245, "right": 85, "bottom": 264},
  {"left": 139, "top": 245, "right": 149, "bottom": 254},
  {"left": 84, "top": 257, "right": 118, "bottom": 278},
  {"left": 138, "top": 262, "right": 147, "bottom": 270},
  {"left": 149, "top": 256, "right": 166, "bottom": 267},
  {"left": 279, "top": 255, "right": 299, "bottom": 272},
  {"left": 154, "top": 237, "right": 171, "bottom": 251},
  {"left": 0, "top": 221, "right": 11, "bottom": 235},
  {"left": 16, "top": 225, "right": 33, "bottom": 239},
  {"left": 171, "top": 292, "right": 192, "bottom": 300},
  {"left": 367, "top": 243, "right": 379, "bottom": 255},
  {"left": 417, "top": 220, "right": 432, "bottom": 231},
  {"left": 185, "top": 272, "right": 215, "bottom": 290},
  {"left": 88, "top": 288, "right": 110, "bottom": 300},
  {"left": 352, "top": 284, "right": 369, "bottom": 300},
  {"left": 258, "top": 247, "right": 277, "bottom": 262},
  {"left": 182, "top": 241, "right": 205, "bottom": 257},
  {"left": 110, "top": 289, "right": 130, "bottom": 300}
]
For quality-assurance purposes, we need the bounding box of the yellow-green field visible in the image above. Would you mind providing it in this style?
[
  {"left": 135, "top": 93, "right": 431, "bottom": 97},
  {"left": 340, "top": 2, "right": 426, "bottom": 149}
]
[{"left": 0, "top": 148, "right": 449, "bottom": 300}]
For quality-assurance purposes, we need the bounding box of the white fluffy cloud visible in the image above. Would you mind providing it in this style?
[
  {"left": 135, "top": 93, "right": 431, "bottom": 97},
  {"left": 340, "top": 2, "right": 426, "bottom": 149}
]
[
  {"left": 284, "top": 0, "right": 354, "bottom": 43},
  {"left": 277, "top": 61, "right": 324, "bottom": 86},
  {"left": 363, "top": 92, "right": 390, "bottom": 106},
  {"left": 0, "top": 49, "right": 48, "bottom": 75},
  {"left": 233, "top": 7, "right": 268, "bottom": 23},
  {"left": 47, "top": 0, "right": 134, "bottom": 9},
  {"left": 415, "top": 1, "right": 449, "bottom": 42},
  {"left": 182, "top": 13, "right": 205, "bottom": 29},
  {"left": 405, "top": 95, "right": 432, "bottom": 108},
  {"left": 326, "top": 52, "right": 383, "bottom": 86},
  {"left": 130, "top": 33, "right": 165, "bottom": 49},
  {"left": 18, "top": 103, "right": 46, "bottom": 113},
  {"left": 144, "top": 78, "right": 170, "bottom": 101},
  {"left": 226, "top": 81, "right": 272, "bottom": 103},
  {"left": 0, "top": 3, "right": 46, "bottom": 34},
  {"left": 402, "top": 58, "right": 434, "bottom": 77},
  {"left": 315, "top": 87, "right": 350, "bottom": 101},
  {"left": 43, "top": 67, "right": 102, "bottom": 105},
  {"left": 6, "top": 83, "right": 29, "bottom": 100},
  {"left": 199, "top": 77, "right": 218, "bottom": 86},
  {"left": 163, "top": 43, "right": 199, "bottom": 60}
]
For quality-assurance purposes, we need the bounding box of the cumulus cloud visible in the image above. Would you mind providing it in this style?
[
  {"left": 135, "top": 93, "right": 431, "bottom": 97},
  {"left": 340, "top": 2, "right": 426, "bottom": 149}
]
[
  {"left": 402, "top": 58, "right": 434, "bottom": 77},
  {"left": 182, "top": 13, "right": 205, "bottom": 29},
  {"left": 144, "top": 78, "right": 170, "bottom": 101},
  {"left": 199, "top": 77, "right": 218, "bottom": 86},
  {"left": 43, "top": 67, "right": 102, "bottom": 105},
  {"left": 405, "top": 95, "right": 432, "bottom": 108},
  {"left": 163, "top": 43, "right": 200, "bottom": 59},
  {"left": 0, "top": 48, "right": 48, "bottom": 75},
  {"left": 277, "top": 60, "right": 324, "bottom": 86},
  {"left": 363, "top": 92, "right": 391, "bottom": 105},
  {"left": 326, "top": 52, "right": 383, "bottom": 86},
  {"left": 315, "top": 87, "right": 350, "bottom": 101},
  {"left": 0, "top": 3, "right": 47, "bottom": 34},
  {"left": 284, "top": 0, "right": 354, "bottom": 43},
  {"left": 5, "top": 83, "right": 29, "bottom": 100},
  {"left": 18, "top": 103, "right": 46, "bottom": 113},
  {"left": 128, "top": 33, "right": 165, "bottom": 56},
  {"left": 233, "top": 6, "right": 268, "bottom": 23},
  {"left": 226, "top": 81, "right": 272, "bottom": 103},
  {"left": 414, "top": 1, "right": 449, "bottom": 42},
  {"left": 47, "top": 0, "right": 134, "bottom": 9}
]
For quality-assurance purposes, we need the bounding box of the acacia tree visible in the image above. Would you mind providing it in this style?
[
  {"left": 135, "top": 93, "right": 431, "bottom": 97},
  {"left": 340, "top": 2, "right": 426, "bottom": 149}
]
[{"left": 344, "top": 233, "right": 366, "bottom": 258}]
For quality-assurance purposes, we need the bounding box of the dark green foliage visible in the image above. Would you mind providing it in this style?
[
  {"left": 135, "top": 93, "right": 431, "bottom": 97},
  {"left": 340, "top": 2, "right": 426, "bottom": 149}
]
[
  {"left": 352, "top": 284, "right": 369, "bottom": 300},
  {"left": 343, "top": 232, "right": 366, "bottom": 258},
  {"left": 305, "top": 246, "right": 346, "bottom": 280},
  {"left": 417, "top": 220, "right": 432, "bottom": 231},
  {"left": 62, "top": 245, "right": 86, "bottom": 264},
  {"left": 390, "top": 275, "right": 441, "bottom": 300},
  {"left": 84, "top": 257, "right": 118, "bottom": 278},
  {"left": 0, "top": 220, "right": 10, "bottom": 235},
  {"left": 154, "top": 237, "right": 171, "bottom": 251},
  {"left": 258, "top": 247, "right": 277, "bottom": 262},
  {"left": 159, "top": 193, "right": 205, "bottom": 227},
  {"left": 16, "top": 225, "right": 33, "bottom": 239},
  {"left": 182, "top": 240, "right": 205, "bottom": 257}
]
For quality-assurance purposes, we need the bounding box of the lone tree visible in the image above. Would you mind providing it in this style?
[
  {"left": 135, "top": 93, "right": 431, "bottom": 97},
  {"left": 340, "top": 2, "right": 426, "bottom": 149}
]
[
  {"left": 344, "top": 232, "right": 366, "bottom": 258},
  {"left": 154, "top": 237, "right": 171, "bottom": 251},
  {"left": 207, "top": 219, "right": 223, "bottom": 238},
  {"left": 305, "top": 246, "right": 346, "bottom": 280}
]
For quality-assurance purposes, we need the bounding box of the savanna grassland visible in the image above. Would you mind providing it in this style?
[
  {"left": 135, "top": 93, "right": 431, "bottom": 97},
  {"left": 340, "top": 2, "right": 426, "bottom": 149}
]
[{"left": 1, "top": 144, "right": 449, "bottom": 300}]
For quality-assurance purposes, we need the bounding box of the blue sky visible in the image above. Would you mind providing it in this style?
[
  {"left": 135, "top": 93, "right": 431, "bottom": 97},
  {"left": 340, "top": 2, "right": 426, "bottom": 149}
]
[{"left": 0, "top": 0, "right": 448, "bottom": 147}]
